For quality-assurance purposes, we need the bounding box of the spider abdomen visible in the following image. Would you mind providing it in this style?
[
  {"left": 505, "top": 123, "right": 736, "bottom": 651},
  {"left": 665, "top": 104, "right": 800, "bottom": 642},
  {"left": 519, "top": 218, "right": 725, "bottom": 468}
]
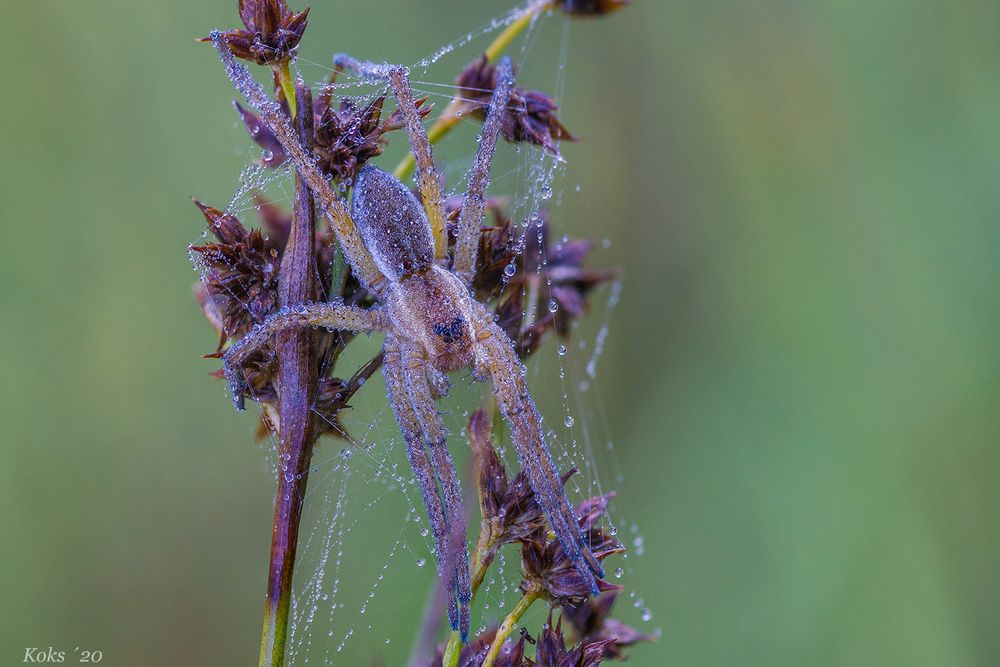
[{"left": 351, "top": 165, "right": 435, "bottom": 281}]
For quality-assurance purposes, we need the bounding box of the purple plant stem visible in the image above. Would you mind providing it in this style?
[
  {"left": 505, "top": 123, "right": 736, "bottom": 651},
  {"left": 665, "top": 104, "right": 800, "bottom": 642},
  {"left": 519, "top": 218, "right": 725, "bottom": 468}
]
[{"left": 259, "top": 84, "right": 318, "bottom": 667}]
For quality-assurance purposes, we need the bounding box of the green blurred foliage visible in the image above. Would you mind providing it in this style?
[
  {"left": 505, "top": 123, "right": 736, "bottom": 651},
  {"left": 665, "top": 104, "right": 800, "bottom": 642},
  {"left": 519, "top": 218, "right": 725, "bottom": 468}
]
[{"left": 2, "top": 0, "right": 998, "bottom": 665}]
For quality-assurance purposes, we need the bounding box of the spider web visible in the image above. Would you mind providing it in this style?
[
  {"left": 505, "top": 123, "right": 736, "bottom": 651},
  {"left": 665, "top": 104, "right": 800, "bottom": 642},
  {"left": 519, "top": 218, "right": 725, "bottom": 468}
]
[{"left": 189, "top": 3, "right": 656, "bottom": 664}]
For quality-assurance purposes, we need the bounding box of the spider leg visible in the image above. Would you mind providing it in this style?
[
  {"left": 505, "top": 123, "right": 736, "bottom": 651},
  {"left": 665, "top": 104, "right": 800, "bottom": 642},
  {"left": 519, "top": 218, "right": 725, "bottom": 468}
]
[
  {"left": 451, "top": 56, "right": 515, "bottom": 284},
  {"left": 397, "top": 343, "right": 472, "bottom": 641},
  {"left": 210, "top": 33, "right": 386, "bottom": 293},
  {"left": 382, "top": 338, "right": 461, "bottom": 632},
  {"left": 472, "top": 314, "right": 604, "bottom": 594},
  {"left": 334, "top": 54, "right": 449, "bottom": 261},
  {"left": 224, "top": 302, "right": 387, "bottom": 410}
]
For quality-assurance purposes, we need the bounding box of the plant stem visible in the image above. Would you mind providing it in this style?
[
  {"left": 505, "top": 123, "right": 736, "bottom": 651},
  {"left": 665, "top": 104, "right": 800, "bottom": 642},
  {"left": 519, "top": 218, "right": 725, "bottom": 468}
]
[
  {"left": 469, "top": 544, "right": 493, "bottom": 595},
  {"left": 481, "top": 591, "right": 541, "bottom": 667},
  {"left": 273, "top": 60, "right": 297, "bottom": 119},
  {"left": 392, "top": 0, "right": 556, "bottom": 181},
  {"left": 441, "top": 630, "right": 463, "bottom": 667},
  {"left": 258, "top": 84, "right": 318, "bottom": 667},
  {"left": 484, "top": 0, "right": 556, "bottom": 64}
]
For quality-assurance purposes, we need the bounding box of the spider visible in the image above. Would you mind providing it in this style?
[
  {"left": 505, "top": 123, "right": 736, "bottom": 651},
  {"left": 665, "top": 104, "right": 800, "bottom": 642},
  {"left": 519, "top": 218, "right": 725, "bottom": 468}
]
[{"left": 211, "top": 32, "right": 603, "bottom": 640}]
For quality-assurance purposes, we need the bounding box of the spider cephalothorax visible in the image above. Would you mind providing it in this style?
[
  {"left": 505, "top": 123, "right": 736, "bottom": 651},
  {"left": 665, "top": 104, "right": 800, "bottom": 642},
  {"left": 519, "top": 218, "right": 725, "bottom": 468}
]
[{"left": 212, "top": 33, "right": 602, "bottom": 640}]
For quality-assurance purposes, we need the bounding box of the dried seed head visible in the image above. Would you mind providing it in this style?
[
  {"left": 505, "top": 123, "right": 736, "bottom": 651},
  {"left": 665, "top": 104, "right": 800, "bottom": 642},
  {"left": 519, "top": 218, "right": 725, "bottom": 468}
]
[
  {"left": 191, "top": 199, "right": 283, "bottom": 344},
  {"left": 561, "top": 590, "right": 657, "bottom": 660},
  {"left": 443, "top": 198, "right": 616, "bottom": 360},
  {"left": 535, "top": 608, "right": 616, "bottom": 667},
  {"left": 190, "top": 196, "right": 374, "bottom": 436},
  {"left": 469, "top": 410, "right": 566, "bottom": 561},
  {"left": 233, "top": 90, "right": 428, "bottom": 184},
  {"left": 559, "top": 0, "right": 633, "bottom": 16},
  {"left": 499, "top": 213, "right": 617, "bottom": 358},
  {"left": 519, "top": 492, "right": 624, "bottom": 604},
  {"left": 427, "top": 626, "right": 531, "bottom": 667},
  {"left": 456, "top": 55, "right": 576, "bottom": 155},
  {"left": 202, "top": 0, "right": 310, "bottom": 66}
]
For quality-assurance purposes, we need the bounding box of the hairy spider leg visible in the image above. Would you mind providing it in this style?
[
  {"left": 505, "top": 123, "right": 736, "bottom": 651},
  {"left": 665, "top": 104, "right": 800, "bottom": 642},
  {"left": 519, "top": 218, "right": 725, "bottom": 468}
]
[
  {"left": 211, "top": 32, "right": 386, "bottom": 292},
  {"left": 333, "top": 54, "right": 449, "bottom": 261},
  {"left": 382, "top": 338, "right": 461, "bottom": 631},
  {"left": 452, "top": 56, "right": 514, "bottom": 284},
  {"left": 398, "top": 344, "right": 473, "bottom": 640},
  {"left": 223, "top": 302, "right": 387, "bottom": 410},
  {"left": 473, "top": 315, "right": 604, "bottom": 594}
]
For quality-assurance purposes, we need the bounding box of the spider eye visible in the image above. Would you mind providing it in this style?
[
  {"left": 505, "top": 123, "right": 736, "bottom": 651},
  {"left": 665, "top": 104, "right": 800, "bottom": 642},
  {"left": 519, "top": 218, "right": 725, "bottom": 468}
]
[{"left": 432, "top": 316, "right": 465, "bottom": 344}]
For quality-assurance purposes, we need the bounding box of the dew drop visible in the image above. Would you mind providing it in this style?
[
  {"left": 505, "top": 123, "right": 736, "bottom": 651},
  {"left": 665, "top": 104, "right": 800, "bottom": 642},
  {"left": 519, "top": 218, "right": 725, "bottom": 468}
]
[
  {"left": 503, "top": 263, "right": 517, "bottom": 277},
  {"left": 416, "top": 558, "right": 426, "bottom": 567},
  {"left": 558, "top": 345, "right": 567, "bottom": 356},
  {"left": 420, "top": 528, "right": 429, "bottom": 537},
  {"left": 564, "top": 416, "right": 575, "bottom": 428},
  {"left": 341, "top": 448, "right": 352, "bottom": 459},
  {"left": 540, "top": 185, "right": 552, "bottom": 200},
  {"left": 548, "top": 301, "right": 559, "bottom": 313},
  {"left": 261, "top": 149, "right": 273, "bottom": 161},
  {"left": 615, "top": 567, "right": 624, "bottom": 578}
]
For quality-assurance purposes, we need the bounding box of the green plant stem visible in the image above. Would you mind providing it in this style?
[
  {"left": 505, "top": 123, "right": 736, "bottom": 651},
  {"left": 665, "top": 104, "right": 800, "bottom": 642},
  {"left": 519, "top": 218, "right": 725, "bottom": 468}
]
[
  {"left": 272, "top": 60, "right": 297, "bottom": 119},
  {"left": 482, "top": 591, "right": 541, "bottom": 667},
  {"left": 442, "top": 630, "right": 463, "bottom": 667},
  {"left": 392, "top": 0, "right": 556, "bottom": 181}
]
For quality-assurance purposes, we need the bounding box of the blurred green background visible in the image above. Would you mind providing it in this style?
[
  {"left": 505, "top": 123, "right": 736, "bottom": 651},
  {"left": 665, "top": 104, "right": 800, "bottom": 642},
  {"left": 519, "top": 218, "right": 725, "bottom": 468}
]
[{"left": 3, "top": 0, "right": 999, "bottom": 665}]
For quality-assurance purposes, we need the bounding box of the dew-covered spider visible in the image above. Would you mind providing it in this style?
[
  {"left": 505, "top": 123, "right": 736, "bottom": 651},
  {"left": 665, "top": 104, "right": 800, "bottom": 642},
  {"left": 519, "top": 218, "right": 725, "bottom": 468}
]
[{"left": 211, "top": 32, "right": 603, "bottom": 640}]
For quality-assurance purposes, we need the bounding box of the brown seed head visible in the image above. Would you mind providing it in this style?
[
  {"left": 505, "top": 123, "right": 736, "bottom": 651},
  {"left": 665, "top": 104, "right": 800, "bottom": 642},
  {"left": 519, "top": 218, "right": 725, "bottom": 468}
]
[
  {"left": 456, "top": 55, "right": 576, "bottom": 154},
  {"left": 202, "top": 0, "right": 310, "bottom": 66},
  {"left": 497, "top": 213, "right": 617, "bottom": 358},
  {"left": 233, "top": 90, "right": 428, "bottom": 183},
  {"left": 520, "top": 493, "right": 624, "bottom": 604},
  {"left": 561, "top": 590, "right": 657, "bottom": 660},
  {"left": 535, "top": 608, "right": 617, "bottom": 667},
  {"left": 559, "top": 0, "right": 633, "bottom": 16},
  {"left": 469, "top": 410, "right": 571, "bottom": 564}
]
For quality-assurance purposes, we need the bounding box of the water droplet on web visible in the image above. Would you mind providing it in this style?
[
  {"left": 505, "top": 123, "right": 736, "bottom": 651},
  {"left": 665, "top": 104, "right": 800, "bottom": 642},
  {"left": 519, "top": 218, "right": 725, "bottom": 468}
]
[
  {"left": 420, "top": 528, "right": 429, "bottom": 537},
  {"left": 503, "top": 263, "right": 517, "bottom": 277},
  {"left": 641, "top": 608, "right": 653, "bottom": 622},
  {"left": 340, "top": 448, "right": 352, "bottom": 459},
  {"left": 548, "top": 301, "right": 559, "bottom": 313},
  {"left": 615, "top": 567, "right": 624, "bottom": 578},
  {"left": 261, "top": 149, "right": 273, "bottom": 161},
  {"left": 564, "top": 416, "right": 574, "bottom": 428},
  {"left": 540, "top": 185, "right": 552, "bottom": 200},
  {"left": 558, "top": 345, "right": 567, "bottom": 356},
  {"left": 416, "top": 558, "right": 426, "bottom": 567}
]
